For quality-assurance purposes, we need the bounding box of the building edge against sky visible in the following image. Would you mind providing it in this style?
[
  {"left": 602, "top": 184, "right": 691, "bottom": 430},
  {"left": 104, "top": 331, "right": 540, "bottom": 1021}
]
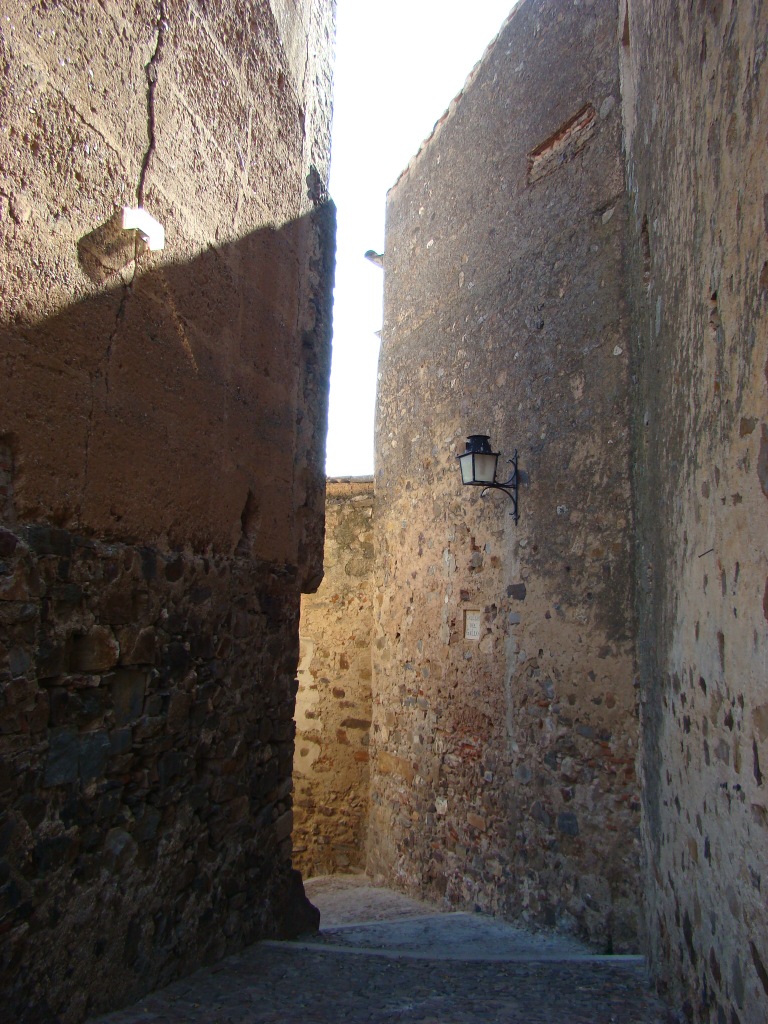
[
  {"left": 324, "top": 0, "right": 520, "bottom": 476},
  {"left": 365, "top": 0, "right": 768, "bottom": 1020},
  {"left": 371, "top": 0, "right": 642, "bottom": 952}
]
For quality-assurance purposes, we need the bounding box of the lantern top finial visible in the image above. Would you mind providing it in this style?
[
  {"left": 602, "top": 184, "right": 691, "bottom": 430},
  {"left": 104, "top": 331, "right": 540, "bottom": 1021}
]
[{"left": 464, "top": 434, "right": 495, "bottom": 455}]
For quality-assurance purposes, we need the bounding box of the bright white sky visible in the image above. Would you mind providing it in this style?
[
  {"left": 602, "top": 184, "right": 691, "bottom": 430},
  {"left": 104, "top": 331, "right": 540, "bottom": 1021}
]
[{"left": 324, "top": 0, "right": 517, "bottom": 476}]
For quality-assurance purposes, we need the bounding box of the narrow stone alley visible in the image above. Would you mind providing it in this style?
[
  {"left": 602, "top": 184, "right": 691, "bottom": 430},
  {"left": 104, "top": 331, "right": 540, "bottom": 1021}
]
[{"left": 86, "top": 876, "right": 674, "bottom": 1024}]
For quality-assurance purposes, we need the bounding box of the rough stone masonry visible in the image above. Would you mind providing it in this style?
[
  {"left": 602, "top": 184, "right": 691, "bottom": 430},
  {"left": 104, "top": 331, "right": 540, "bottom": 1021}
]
[
  {"left": 621, "top": 0, "right": 768, "bottom": 1021},
  {"left": 0, "top": 1, "right": 336, "bottom": 1021},
  {"left": 371, "top": 0, "right": 641, "bottom": 954},
  {"left": 293, "top": 477, "right": 374, "bottom": 878},
  {"left": 363, "top": 0, "right": 768, "bottom": 1021}
]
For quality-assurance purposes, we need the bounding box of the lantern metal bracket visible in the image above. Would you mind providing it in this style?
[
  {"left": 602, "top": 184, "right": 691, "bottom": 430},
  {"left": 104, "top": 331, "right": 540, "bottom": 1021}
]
[
  {"left": 480, "top": 450, "right": 519, "bottom": 521},
  {"left": 457, "top": 435, "right": 520, "bottom": 522}
]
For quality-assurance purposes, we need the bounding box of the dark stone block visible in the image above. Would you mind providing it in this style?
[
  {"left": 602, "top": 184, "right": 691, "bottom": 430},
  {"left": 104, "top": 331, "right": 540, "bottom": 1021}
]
[
  {"left": 158, "top": 751, "right": 186, "bottom": 788},
  {"left": 78, "top": 689, "right": 110, "bottom": 727},
  {"left": 124, "top": 915, "right": 142, "bottom": 967},
  {"left": 103, "top": 828, "right": 137, "bottom": 872},
  {"left": 186, "top": 785, "right": 208, "bottom": 811},
  {"left": 109, "top": 727, "right": 133, "bottom": 755},
  {"left": 507, "top": 583, "right": 527, "bottom": 601},
  {"left": 164, "top": 611, "right": 187, "bottom": 634},
  {"left": 71, "top": 627, "right": 120, "bottom": 672},
  {"left": 191, "top": 633, "right": 215, "bottom": 659},
  {"left": 101, "top": 587, "right": 135, "bottom": 625},
  {"left": 273, "top": 719, "right": 296, "bottom": 742},
  {"left": 48, "top": 688, "right": 71, "bottom": 726},
  {"left": 0, "top": 877, "right": 23, "bottom": 913},
  {"left": 24, "top": 526, "right": 73, "bottom": 558},
  {"left": 110, "top": 670, "right": 147, "bottom": 726},
  {"left": 51, "top": 583, "right": 83, "bottom": 608},
  {"left": 50, "top": 688, "right": 109, "bottom": 730},
  {"left": 133, "top": 715, "right": 164, "bottom": 741},
  {"left": 0, "top": 817, "right": 15, "bottom": 856},
  {"left": 164, "top": 556, "right": 184, "bottom": 582},
  {"left": 95, "top": 786, "right": 124, "bottom": 821},
  {"left": 34, "top": 832, "right": 79, "bottom": 871},
  {"left": 139, "top": 548, "right": 157, "bottom": 581},
  {"left": 79, "top": 731, "right": 111, "bottom": 781},
  {"left": 8, "top": 647, "right": 31, "bottom": 678},
  {"left": 543, "top": 751, "right": 558, "bottom": 770},
  {"left": 144, "top": 694, "right": 163, "bottom": 717},
  {"left": 556, "top": 811, "right": 580, "bottom": 836},
  {"left": 59, "top": 798, "right": 90, "bottom": 835},
  {"left": 254, "top": 802, "right": 275, "bottom": 830},
  {"left": 117, "top": 625, "right": 156, "bottom": 667},
  {"left": 167, "top": 691, "right": 191, "bottom": 731},
  {"left": 132, "top": 806, "right": 161, "bottom": 843},
  {"left": 71, "top": 536, "right": 96, "bottom": 551},
  {"left": 44, "top": 728, "right": 79, "bottom": 786},
  {"left": 0, "top": 528, "right": 19, "bottom": 557},
  {"left": 530, "top": 800, "right": 552, "bottom": 826},
  {"left": 164, "top": 642, "right": 191, "bottom": 674},
  {"left": 278, "top": 743, "right": 293, "bottom": 776},
  {"left": 36, "top": 638, "right": 68, "bottom": 679}
]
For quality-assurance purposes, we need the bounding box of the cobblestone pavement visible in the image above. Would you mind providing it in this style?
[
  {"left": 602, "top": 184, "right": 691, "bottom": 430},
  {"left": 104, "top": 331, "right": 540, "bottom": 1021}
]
[{"left": 88, "top": 876, "right": 677, "bottom": 1024}]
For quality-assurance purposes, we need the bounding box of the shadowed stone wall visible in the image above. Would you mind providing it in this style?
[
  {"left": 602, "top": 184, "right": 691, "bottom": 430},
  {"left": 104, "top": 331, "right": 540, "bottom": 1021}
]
[
  {"left": 0, "top": 2, "right": 335, "bottom": 1021},
  {"left": 294, "top": 478, "right": 374, "bottom": 876},
  {"left": 371, "top": 0, "right": 641, "bottom": 953},
  {"left": 621, "top": 0, "right": 768, "bottom": 1019}
]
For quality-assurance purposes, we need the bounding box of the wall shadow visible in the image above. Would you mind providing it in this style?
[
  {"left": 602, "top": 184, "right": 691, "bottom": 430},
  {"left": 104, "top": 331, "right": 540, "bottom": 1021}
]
[{"left": 0, "top": 201, "right": 335, "bottom": 1024}]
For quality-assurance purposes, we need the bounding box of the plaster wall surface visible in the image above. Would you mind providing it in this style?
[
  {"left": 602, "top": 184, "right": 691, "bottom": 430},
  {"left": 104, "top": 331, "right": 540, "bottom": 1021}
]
[
  {"left": 620, "top": 1, "right": 768, "bottom": 1019},
  {"left": 0, "top": 1, "right": 335, "bottom": 1020},
  {"left": 372, "top": 0, "right": 641, "bottom": 952},
  {"left": 293, "top": 478, "right": 374, "bottom": 876},
  {"left": 0, "top": 0, "right": 334, "bottom": 568}
]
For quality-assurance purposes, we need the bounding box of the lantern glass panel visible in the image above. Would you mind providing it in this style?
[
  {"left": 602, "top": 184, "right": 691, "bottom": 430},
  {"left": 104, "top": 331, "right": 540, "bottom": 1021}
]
[
  {"left": 459, "top": 452, "right": 476, "bottom": 484},
  {"left": 473, "top": 452, "right": 498, "bottom": 484}
]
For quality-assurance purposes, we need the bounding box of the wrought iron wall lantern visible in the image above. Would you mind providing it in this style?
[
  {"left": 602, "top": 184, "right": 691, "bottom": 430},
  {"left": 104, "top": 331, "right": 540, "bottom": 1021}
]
[{"left": 457, "top": 434, "right": 519, "bottom": 521}]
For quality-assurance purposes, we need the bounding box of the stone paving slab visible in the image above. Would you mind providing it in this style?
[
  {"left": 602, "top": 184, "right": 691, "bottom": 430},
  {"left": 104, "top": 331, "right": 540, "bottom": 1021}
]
[
  {"left": 89, "top": 944, "right": 674, "bottom": 1024},
  {"left": 302, "top": 876, "right": 639, "bottom": 961},
  {"left": 304, "top": 874, "right": 441, "bottom": 925},
  {"left": 87, "top": 877, "right": 677, "bottom": 1024},
  {"left": 301, "top": 912, "right": 604, "bottom": 960}
]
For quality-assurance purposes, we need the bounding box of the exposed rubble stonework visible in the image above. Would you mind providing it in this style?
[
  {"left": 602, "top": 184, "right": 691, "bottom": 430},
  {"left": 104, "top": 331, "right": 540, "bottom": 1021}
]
[
  {"left": 0, "top": 1, "right": 335, "bottom": 1021},
  {"left": 620, "top": 0, "right": 768, "bottom": 1020},
  {"left": 293, "top": 478, "right": 374, "bottom": 877},
  {"left": 371, "top": 0, "right": 641, "bottom": 953}
]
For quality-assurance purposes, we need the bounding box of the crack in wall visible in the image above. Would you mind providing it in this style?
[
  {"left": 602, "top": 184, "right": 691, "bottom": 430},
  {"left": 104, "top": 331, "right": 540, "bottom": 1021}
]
[
  {"left": 138, "top": 0, "right": 168, "bottom": 207},
  {"left": 82, "top": 2, "right": 168, "bottom": 519}
]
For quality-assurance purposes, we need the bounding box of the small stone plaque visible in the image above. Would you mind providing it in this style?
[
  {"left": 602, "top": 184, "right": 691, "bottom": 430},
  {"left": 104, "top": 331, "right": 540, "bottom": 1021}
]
[{"left": 464, "top": 610, "right": 482, "bottom": 641}]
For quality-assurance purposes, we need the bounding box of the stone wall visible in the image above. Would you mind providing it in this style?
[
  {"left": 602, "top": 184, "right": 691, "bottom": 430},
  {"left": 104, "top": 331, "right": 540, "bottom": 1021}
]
[
  {"left": 0, "top": 2, "right": 335, "bottom": 1021},
  {"left": 371, "top": 0, "right": 641, "bottom": 952},
  {"left": 621, "top": 0, "right": 768, "bottom": 1019},
  {"left": 294, "top": 478, "right": 374, "bottom": 876}
]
